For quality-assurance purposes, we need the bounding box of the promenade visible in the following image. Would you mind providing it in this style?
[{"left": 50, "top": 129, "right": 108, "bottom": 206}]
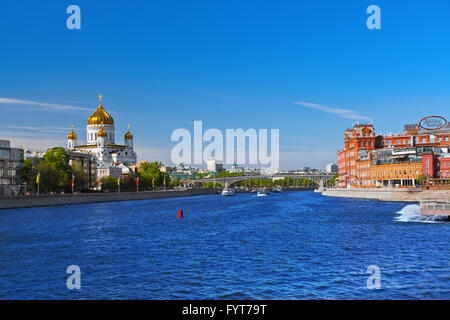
[
  {"left": 0, "top": 187, "right": 314, "bottom": 210},
  {"left": 321, "top": 187, "right": 450, "bottom": 202},
  {"left": 0, "top": 189, "right": 220, "bottom": 210}
]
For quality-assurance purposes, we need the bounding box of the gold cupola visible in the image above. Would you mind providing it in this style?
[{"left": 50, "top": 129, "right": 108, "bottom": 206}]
[
  {"left": 124, "top": 124, "right": 133, "bottom": 140},
  {"left": 97, "top": 128, "right": 107, "bottom": 138},
  {"left": 87, "top": 94, "right": 114, "bottom": 125},
  {"left": 68, "top": 124, "right": 77, "bottom": 140}
]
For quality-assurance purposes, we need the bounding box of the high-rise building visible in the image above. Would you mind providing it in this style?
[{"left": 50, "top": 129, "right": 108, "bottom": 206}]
[
  {"left": 0, "top": 139, "right": 25, "bottom": 196},
  {"left": 325, "top": 163, "right": 338, "bottom": 173},
  {"left": 206, "top": 159, "right": 223, "bottom": 173}
]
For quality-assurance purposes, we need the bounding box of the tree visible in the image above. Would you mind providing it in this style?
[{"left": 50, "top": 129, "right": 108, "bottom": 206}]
[
  {"left": 100, "top": 175, "right": 118, "bottom": 192},
  {"left": 328, "top": 173, "right": 338, "bottom": 187},
  {"left": 35, "top": 147, "right": 72, "bottom": 192},
  {"left": 23, "top": 158, "right": 34, "bottom": 187},
  {"left": 417, "top": 174, "right": 427, "bottom": 185},
  {"left": 71, "top": 160, "right": 88, "bottom": 191},
  {"left": 138, "top": 161, "right": 164, "bottom": 190}
]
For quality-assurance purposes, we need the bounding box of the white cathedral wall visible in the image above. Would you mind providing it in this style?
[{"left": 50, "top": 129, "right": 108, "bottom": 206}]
[{"left": 87, "top": 124, "right": 115, "bottom": 145}]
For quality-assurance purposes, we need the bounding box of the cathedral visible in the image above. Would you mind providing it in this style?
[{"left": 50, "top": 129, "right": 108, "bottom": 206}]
[{"left": 67, "top": 95, "right": 137, "bottom": 165}]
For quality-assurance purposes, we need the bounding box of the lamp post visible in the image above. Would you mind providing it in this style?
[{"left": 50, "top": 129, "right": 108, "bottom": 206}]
[{"left": 118, "top": 177, "right": 120, "bottom": 193}]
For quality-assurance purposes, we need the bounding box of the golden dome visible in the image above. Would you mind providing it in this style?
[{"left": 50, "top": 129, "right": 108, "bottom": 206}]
[
  {"left": 68, "top": 124, "right": 77, "bottom": 140},
  {"left": 124, "top": 124, "right": 133, "bottom": 140},
  {"left": 98, "top": 128, "right": 107, "bottom": 138},
  {"left": 87, "top": 94, "right": 114, "bottom": 125}
]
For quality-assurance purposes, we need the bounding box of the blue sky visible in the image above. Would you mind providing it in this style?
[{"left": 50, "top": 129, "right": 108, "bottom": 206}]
[{"left": 1, "top": 0, "right": 450, "bottom": 169}]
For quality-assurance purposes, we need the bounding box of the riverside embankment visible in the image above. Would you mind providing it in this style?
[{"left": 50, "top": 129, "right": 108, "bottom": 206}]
[
  {"left": 0, "top": 189, "right": 220, "bottom": 210},
  {"left": 321, "top": 187, "right": 450, "bottom": 202},
  {"left": 0, "top": 187, "right": 314, "bottom": 210}
]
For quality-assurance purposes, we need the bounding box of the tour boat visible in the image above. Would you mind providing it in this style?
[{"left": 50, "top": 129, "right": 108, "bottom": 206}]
[
  {"left": 221, "top": 188, "right": 235, "bottom": 196},
  {"left": 272, "top": 187, "right": 282, "bottom": 193},
  {"left": 256, "top": 189, "right": 269, "bottom": 196}
]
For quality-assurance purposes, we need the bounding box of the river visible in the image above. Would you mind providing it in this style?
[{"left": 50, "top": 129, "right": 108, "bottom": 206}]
[{"left": 0, "top": 191, "right": 448, "bottom": 299}]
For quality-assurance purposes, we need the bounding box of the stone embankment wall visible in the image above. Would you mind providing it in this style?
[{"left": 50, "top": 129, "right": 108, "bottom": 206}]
[
  {"left": 321, "top": 188, "right": 450, "bottom": 202},
  {"left": 0, "top": 189, "right": 220, "bottom": 210}
]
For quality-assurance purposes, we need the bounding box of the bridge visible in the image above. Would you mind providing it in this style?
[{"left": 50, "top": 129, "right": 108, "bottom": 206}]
[{"left": 184, "top": 173, "right": 335, "bottom": 189}]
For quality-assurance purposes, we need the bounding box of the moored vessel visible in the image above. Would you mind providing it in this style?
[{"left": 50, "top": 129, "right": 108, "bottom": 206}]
[{"left": 221, "top": 188, "right": 235, "bottom": 196}]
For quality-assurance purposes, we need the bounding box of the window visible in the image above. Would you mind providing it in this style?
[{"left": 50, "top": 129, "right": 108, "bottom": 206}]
[
  {"left": 422, "top": 138, "right": 426, "bottom": 143},
  {"left": 445, "top": 137, "right": 449, "bottom": 142}
]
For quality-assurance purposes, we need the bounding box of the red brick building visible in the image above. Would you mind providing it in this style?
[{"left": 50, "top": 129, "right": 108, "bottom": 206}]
[{"left": 337, "top": 121, "right": 450, "bottom": 188}]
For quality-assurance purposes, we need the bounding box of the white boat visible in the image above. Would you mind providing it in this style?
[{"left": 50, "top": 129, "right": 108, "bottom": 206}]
[
  {"left": 256, "top": 188, "right": 269, "bottom": 196},
  {"left": 272, "top": 187, "right": 282, "bottom": 193},
  {"left": 221, "top": 188, "right": 235, "bottom": 196}
]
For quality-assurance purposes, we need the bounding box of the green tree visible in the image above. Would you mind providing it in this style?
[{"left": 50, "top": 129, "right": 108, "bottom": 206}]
[
  {"left": 35, "top": 147, "right": 72, "bottom": 192},
  {"left": 71, "top": 160, "right": 88, "bottom": 191},
  {"left": 417, "top": 174, "right": 427, "bottom": 185},
  {"left": 139, "top": 161, "right": 164, "bottom": 190},
  {"left": 23, "top": 158, "right": 34, "bottom": 186},
  {"left": 328, "top": 173, "right": 338, "bottom": 187},
  {"left": 100, "top": 175, "right": 119, "bottom": 192}
]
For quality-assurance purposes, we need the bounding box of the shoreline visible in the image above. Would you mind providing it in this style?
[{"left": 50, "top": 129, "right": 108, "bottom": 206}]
[
  {"left": 320, "top": 187, "right": 450, "bottom": 203},
  {"left": 0, "top": 187, "right": 314, "bottom": 210},
  {"left": 0, "top": 189, "right": 219, "bottom": 210}
]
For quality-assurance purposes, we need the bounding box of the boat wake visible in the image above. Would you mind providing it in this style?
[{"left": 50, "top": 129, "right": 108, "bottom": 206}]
[{"left": 395, "top": 204, "right": 449, "bottom": 223}]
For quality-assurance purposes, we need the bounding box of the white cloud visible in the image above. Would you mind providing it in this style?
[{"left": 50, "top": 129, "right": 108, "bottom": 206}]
[
  {"left": 293, "top": 101, "right": 371, "bottom": 121},
  {"left": 0, "top": 97, "right": 91, "bottom": 111}
]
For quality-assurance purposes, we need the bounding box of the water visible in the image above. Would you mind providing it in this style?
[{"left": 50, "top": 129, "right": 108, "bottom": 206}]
[{"left": 0, "top": 191, "right": 448, "bottom": 299}]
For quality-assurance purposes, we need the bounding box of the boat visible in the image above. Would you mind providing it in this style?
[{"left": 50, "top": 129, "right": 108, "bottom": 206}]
[
  {"left": 256, "top": 188, "right": 269, "bottom": 196},
  {"left": 272, "top": 187, "right": 282, "bottom": 193},
  {"left": 221, "top": 188, "right": 235, "bottom": 196}
]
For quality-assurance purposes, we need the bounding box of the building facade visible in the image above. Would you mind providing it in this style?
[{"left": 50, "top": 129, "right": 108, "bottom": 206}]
[
  {"left": 337, "top": 120, "right": 450, "bottom": 188},
  {"left": 325, "top": 163, "right": 338, "bottom": 173},
  {"left": 0, "top": 139, "right": 25, "bottom": 196},
  {"left": 67, "top": 95, "right": 137, "bottom": 166},
  {"left": 206, "top": 159, "right": 223, "bottom": 173}
]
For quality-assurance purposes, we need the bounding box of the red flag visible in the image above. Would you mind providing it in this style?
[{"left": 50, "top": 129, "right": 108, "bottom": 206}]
[
  {"left": 136, "top": 177, "right": 139, "bottom": 186},
  {"left": 71, "top": 179, "right": 74, "bottom": 187}
]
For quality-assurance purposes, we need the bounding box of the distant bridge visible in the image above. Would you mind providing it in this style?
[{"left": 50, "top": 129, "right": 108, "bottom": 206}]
[{"left": 184, "top": 173, "right": 335, "bottom": 189}]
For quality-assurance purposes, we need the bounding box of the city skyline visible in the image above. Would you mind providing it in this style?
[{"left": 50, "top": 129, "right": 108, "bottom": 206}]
[{"left": 1, "top": 1, "right": 450, "bottom": 169}]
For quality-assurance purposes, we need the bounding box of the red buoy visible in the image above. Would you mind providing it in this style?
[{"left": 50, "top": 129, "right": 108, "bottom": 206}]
[{"left": 178, "top": 209, "right": 184, "bottom": 218}]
